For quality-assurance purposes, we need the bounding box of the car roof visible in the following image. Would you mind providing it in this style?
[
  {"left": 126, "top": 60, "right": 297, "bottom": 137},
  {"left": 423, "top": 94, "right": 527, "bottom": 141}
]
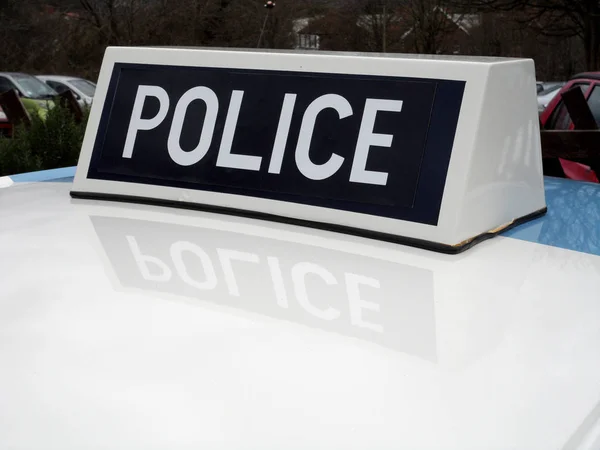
[
  {"left": 570, "top": 71, "right": 600, "bottom": 81},
  {"left": 0, "top": 71, "right": 29, "bottom": 77},
  {"left": 1, "top": 168, "right": 600, "bottom": 449},
  {"left": 37, "top": 75, "right": 81, "bottom": 81}
]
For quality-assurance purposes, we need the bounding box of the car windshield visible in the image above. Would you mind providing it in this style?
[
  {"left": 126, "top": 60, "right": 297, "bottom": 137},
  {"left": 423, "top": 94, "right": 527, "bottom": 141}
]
[
  {"left": 539, "top": 84, "right": 564, "bottom": 96},
  {"left": 69, "top": 79, "right": 96, "bottom": 97},
  {"left": 12, "top": 74, "right": 57, "bottom": 99}
]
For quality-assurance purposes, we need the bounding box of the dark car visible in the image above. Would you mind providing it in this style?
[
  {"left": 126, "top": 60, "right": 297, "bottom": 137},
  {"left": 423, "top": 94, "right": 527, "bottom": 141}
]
[{"left": 0, "top": 72, "right": 58, "bottom": 135}]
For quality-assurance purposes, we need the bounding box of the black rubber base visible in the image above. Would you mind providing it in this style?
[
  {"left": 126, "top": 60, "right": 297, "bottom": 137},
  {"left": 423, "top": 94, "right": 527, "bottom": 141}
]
[{"left": 70, "top": 190, "right": 548, "bottom": 255}]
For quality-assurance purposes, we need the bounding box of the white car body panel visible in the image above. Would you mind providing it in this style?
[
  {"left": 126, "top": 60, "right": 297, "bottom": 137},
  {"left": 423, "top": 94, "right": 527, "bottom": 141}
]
[
  {"left": 1, "top": 170, "right": 600, "bottom": 449},
  {"left": 537, "top": 83, "right": 565, "bottom": 113},
  {"left": 36, "top": 75, "right": 95, "bottom": 107}
]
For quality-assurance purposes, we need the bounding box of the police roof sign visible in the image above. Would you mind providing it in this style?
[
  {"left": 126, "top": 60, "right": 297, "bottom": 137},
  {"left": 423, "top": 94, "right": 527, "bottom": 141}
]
[
  {"left": 71, "top": 47, "right": 546, "bottom": 253},
  {"left": 106, "top": 64, "right": 450, "bottom": 215}
]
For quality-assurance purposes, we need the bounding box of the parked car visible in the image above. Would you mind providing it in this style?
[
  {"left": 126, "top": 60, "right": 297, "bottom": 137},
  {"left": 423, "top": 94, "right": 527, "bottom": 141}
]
[
  {"left": 0, "top": 72, "right": 57, "bottom": 100},
  {"left": 0, "top": 106, "right": 10, "bottom": 136},
  {"left": 37, "top": 75, "right": 96, "bottom": 107},
  {"left": 537, "top": 82, "right": 565, "bottom": 113},
  {"left": 0, "top": 72, "right": 57, "bottom": 120},
  {"left": 540, "top": 73, "right": 600, "bottom": 129},
  {"left": 536, "top": 81, "right": 544, "bottom": 93},
  {"left": 539, "top": 73, "right": 600, "bottom": 182}
]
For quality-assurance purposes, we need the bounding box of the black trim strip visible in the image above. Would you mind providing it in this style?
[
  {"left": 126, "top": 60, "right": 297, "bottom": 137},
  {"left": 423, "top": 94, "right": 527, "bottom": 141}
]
[{"left": 69, "top": 190, "right": 547, "bottom": 254}]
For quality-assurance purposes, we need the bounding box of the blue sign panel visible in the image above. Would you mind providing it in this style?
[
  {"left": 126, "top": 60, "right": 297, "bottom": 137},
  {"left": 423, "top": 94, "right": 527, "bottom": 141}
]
[{"left": 87, "top": 63, "right": 465, "bottom": 225}]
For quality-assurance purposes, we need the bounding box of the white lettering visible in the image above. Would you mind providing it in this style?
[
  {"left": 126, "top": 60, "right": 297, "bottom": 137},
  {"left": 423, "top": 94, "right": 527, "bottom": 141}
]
[
  {"left": 345, "top": 273, "right": 383, "bottom": 333},
  {"left": 350, "top": 99, "right": 403, "bottom": 186},
  {"left": 267, "top": 256, "right": 288, "bottom": 308},
  {"left": 123, "top": 85, "right": 170, "bottom": 158},
  {"left": 295, "top": 94, "right": 352, "bottom": 180},
  {"left": 167, "top": 86, "right": 219, "bottom": 166},
  {"left": 292, "top": 262, "right": 340, "bottom": 320},
  {"left": 170, "top": 241, "right": 217, "bottom": 290},
  {"left": 216, "top": 90, "right": 262, "bottom": 171},
  {"left": 268, "top": 93, "right": 297, "bottom": 174},
  {"left": 217, "top": 249, "right": 260, "bottom": 296},
  {"left": 127, "top": 235, "right": 172, "bottom": 282}
]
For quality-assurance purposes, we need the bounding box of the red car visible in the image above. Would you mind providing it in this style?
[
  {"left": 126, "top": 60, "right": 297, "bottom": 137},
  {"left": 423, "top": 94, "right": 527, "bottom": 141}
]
[
  {"left": 0, "top": 106, "right": 11, "bottom": 136},
  {"left": 540, "top": 72, "right": 600, "bottom": 182}
]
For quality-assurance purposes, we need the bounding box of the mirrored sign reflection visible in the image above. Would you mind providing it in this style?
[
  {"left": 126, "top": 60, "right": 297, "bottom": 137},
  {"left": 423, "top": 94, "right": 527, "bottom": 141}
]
[{"left": 90, "top": 214, "right": 438, "bottom": 362}]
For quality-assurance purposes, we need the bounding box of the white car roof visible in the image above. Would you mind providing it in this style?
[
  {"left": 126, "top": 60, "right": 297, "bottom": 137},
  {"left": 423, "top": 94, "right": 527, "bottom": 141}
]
[
  {"left": 36, "top": 75, "right": 83, "bottom": 82},
  {"left": 1, "top": 168, "right": 600, "bottom": 449}
]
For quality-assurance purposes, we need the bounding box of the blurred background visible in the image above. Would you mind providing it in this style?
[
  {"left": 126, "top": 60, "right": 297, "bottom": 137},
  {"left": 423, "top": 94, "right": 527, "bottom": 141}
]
[
  {"left": 0, "top": 0, "right": 595, "bottom": 81},
  {"left": 2, "top": 0, "right": 600, "bottom": 181}
]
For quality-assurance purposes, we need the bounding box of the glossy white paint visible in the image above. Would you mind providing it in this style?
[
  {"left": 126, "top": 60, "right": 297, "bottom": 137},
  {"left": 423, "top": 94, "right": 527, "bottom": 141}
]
[
  {"left": 1, "top": 181, "right": 599, "bottom": 449},
  {"left": 36, "top": 75, "right": 95, "bottom": 106},
  {"left": 0, "top": 176, "right": 13, "bottom": 188},
  {"left": 73, "top": 47, "right": 545, "bottom": 248}
]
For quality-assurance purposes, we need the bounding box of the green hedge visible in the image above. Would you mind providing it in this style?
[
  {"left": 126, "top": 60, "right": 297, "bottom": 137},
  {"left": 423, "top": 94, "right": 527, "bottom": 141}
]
[{"left": 0, "top": 104, "right": 89, "bottom": 177}]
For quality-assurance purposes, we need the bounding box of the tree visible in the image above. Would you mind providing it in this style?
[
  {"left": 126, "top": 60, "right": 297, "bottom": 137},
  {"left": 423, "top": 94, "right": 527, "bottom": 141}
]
[
  {"left": 0, "top": 0, "right": 79, "bottom": 73},
  {"left": 306, "top": 0, "right": 472, "bottom": 54},
  {"left": 455, "top": 0, "right": 600, "bottom": 71},
  {"left": 214, "top": 0, "right": 313, "bottom": 49},
  {"left": 403, "top": 0, "right": 472, "bottom": 54}
]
